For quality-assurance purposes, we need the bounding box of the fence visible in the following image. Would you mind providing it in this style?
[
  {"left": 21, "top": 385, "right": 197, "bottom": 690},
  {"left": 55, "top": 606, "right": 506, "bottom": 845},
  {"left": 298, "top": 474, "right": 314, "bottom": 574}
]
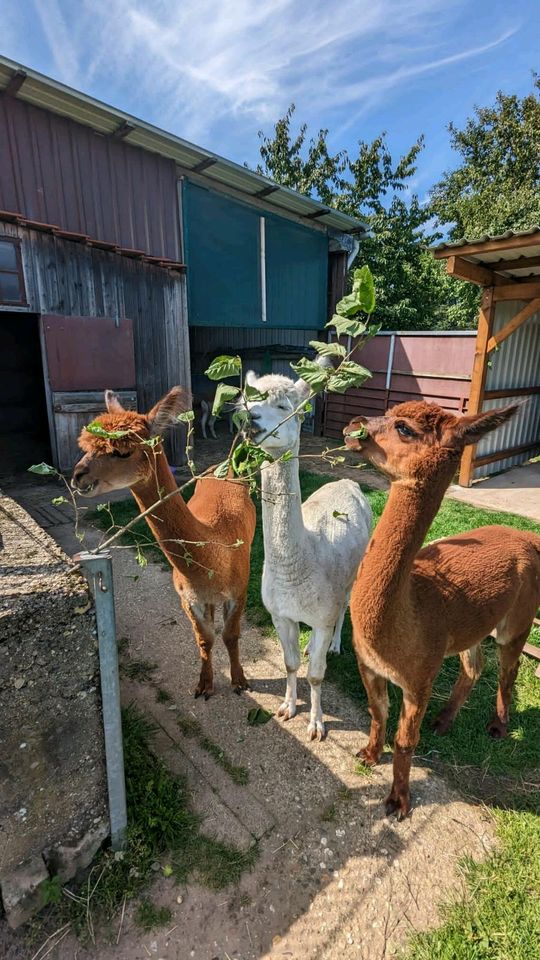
[{"left": 324, "top": 331, "right": 476, "bottom": 439}]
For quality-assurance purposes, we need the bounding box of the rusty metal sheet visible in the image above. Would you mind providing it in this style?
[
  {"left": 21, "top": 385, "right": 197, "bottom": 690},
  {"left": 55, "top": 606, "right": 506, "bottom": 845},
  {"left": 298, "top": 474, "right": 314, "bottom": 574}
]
[{"left": 42, "top": 314, "right": 135, "bottom": 391}]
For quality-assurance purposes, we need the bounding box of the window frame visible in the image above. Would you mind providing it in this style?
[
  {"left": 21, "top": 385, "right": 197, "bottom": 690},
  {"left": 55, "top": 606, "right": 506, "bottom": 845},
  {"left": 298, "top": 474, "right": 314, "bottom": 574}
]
[{"left": 0, "top": 236, "right": 27, "bottom": 307}]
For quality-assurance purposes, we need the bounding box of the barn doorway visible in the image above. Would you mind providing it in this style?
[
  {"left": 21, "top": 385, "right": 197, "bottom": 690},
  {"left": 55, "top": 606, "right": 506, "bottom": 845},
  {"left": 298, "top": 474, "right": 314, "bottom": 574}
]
[{"left": 0, "top": 312, "right": 51, "bottom": 476}]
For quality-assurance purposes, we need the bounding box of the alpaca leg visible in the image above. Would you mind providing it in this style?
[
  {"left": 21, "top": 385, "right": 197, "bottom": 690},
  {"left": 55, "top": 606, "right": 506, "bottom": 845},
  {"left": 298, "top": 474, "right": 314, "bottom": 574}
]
[
  {"left": 272, "top": 615, "right": 301, "bottom": 721},
  {"left": 201, "top": 401, "right": 209, "bottom": 440},
  {"left": 222, "top": 596, "right": 250, "bottom": 693},
  {"left": 329, "top": 597, "right": 349, "bottom": 654},
  {"left": 487, "top": 630, "right": 529, "bottom": 738},
  {"left": 431, "top": 644, "right": 484, "bottom": 735},
  {"left": 356, "top": 663, "right": 388, "bottom": 766},
  {"left": 184, "top": 600, "right": 216, "bottom": 699},
  {"left": 386, "top": 685, "right": 431, "bottom": 821},
  {"left": 306, "top": 626, "right": 335, "bottom": 741}
]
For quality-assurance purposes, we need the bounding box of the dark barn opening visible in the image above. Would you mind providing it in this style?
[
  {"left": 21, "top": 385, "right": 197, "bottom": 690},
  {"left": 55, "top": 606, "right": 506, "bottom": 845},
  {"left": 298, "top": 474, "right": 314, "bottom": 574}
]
[{"left": 0, "top": 312, "right": 51, "bottom": 475}]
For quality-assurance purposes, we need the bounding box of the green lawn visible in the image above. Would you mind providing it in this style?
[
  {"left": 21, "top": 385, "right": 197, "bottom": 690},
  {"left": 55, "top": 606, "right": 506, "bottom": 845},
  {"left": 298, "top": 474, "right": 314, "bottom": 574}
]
[{"left": 92, "top": 470, "right": 540, "bottom": 958}]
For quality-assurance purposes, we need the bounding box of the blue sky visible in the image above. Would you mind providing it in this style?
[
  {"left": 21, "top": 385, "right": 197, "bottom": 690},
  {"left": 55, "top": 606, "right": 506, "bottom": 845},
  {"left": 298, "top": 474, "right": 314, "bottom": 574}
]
[{"left": 2, "top": 0, "right": 539, "bottom": 203}]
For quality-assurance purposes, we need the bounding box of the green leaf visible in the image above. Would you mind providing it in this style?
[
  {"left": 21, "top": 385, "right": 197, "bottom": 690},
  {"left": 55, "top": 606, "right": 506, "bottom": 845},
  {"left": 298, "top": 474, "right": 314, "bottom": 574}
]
[
  {"left": 176, "top": 410, "right": 195, "bottom": 423},
  {"left": 327, "top": 361, "right": 372, "bottom": 394},
  {"left": 162, "top": 864, "right": 173, "bottom": 878},
  {"left": 51, "top": 496, "right": 68, "bottom": 505},
  {"left": 96, "top": 502, "right": 110, "bottom": 512},
  {"left": 303, "top": 401, "right": 313, "bottom": 413},
  {"left": 28, "top": 462, "right": 58, "bottom": 476},
  {"left": 348, "top": 427, "right": 368, "bottom": 439},
  {"left": 136, "top": 548, "right": 148, "bottom": 568},
  {"left": 85, "top": 420, "right": 131, "bottom": 439},
  {"left": 289, "top": 358, "right": 329, "bottom": 392},
  {"left": 351, "top": 265, "right": 376, "bottom": 314},
  {"left": 247, "top": 707, "right": 273, "bottom": 726},
  {"left": 326, "top": 314, "right": 367, "bottom": 338},
  {"left": 280, "top": 450, "right": 294, "bottom": 462},
  {"left": 212, "top": 383, "right": 240, "bottom": 417},
  {"left": 213, "top": 460, "right": 230, "bottom": 478},
  {"left": 243, "top": 383, "right": 269, "bottom": 402},
  {"left": 335, "top": 292, "right": 363, "bottom": 318},
  {"left": 141, "top": 435, "right": 161, "bottom": 448},
  {"left": 332, "top": 510, "right": 349, "bottom": 520},
  {"left": 204, "top": 355, "right": 242, "bottom": 381},
  {"left": 309, "top": 339, "right": 346, "bottom": 358},
  {"left": 232, "top": 409, "right": 250, "bottom": 431},
  {"left": 232, "top": 441, "right": 269, "bottom": 477}
]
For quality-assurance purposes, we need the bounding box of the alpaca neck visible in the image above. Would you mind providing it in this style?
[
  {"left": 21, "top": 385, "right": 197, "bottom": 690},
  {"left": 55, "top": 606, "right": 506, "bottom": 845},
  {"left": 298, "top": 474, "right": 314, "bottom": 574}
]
[
  {"left": 357, "top": 461, "right": 456, "bottom": 627},
  {"left": 130, "top": 450, "right": 201, "bottom": 566},
  {"left": 260, "top": 440, "right": 304, "bottom": 565}
]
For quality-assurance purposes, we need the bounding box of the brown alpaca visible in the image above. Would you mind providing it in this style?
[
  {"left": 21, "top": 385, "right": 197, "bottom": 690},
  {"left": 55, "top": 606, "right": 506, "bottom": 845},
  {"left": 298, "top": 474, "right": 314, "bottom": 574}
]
[
  {"left": 72, "top": 388, "right": 256, "bottom": 698},
  {"left": 344, "top": 401, "right": 540, "bottom": 820}
]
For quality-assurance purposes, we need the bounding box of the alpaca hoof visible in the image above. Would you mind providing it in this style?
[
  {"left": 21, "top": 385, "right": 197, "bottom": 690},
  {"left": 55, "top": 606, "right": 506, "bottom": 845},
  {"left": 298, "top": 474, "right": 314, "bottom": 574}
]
[
  {"left": 232, "top": 676, "right": 251, "bottom": 694},
  {"left": 385, "top": 792, "right": 410, "bottom": 821},
  {"left": 194, "top": 684, "right": 215, "bottom": 700},
  {"left": 277, "top": 701, "right": 296, "bottom": 721},
  {"left": 486, "top": 717, "right": 507, "bottom": 739},
  {"left": 355, "top": 747, "right": 380, "bottom": 767},
  {"left": 431, "top": 712, "right": 453, "bottom": 736},
  {"left": 307, "top": 720, "right": 325, "bottom": 742}
]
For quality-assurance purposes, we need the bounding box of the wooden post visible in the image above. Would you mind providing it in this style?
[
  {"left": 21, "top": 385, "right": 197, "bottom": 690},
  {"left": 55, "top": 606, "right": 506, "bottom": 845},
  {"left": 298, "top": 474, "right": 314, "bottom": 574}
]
[{"left": 459, "top": 287, "right": 495, "bottom": 486}]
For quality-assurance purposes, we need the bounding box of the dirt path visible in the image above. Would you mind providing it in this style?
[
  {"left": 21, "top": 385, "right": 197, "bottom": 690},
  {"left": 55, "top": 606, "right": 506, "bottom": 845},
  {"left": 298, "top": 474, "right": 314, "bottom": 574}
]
[{"left": 10, "top": 500, "right": 490, "bottom": 960}]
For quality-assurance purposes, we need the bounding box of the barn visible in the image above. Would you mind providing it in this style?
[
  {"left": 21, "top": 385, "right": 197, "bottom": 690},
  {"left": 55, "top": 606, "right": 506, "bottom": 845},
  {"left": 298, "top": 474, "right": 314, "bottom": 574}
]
[{"left": 0, "top": 56, "right": 365, "bottom": 474}]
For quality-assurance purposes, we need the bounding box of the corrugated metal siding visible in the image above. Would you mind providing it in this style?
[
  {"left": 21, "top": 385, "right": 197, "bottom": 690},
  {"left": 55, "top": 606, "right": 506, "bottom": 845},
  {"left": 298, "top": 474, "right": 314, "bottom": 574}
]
[
  {"left": 474, "top": 302, "right": 540, "bottom": 478},
  {"left": 184, "top": 181, "right": 328, "bottom": 329},
  {"left": 0, "top": 95, "right": 180, "bottom": 258},
  {"left": 325, "top": 333, "right": 475, "bottom": 438}
]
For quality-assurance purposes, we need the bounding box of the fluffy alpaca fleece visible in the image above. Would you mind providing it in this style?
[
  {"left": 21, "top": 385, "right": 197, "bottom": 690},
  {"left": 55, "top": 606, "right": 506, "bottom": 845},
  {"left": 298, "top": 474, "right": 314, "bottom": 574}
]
[
  {"left": 73, "top": 388, "right": 256, "bottom": 699},
  {"left": 344, "top": 400, "right": 540, "bottom": 820},
  {"left": 245, "top": 370, "right": 373, "bottom": 740}
]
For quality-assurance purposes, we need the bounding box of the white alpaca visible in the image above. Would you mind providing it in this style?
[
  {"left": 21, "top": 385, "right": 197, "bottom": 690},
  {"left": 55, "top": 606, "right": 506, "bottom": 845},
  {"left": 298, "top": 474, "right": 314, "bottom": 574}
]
[{"left": 245, "top": 370, "right": 372, "bottom": 740}]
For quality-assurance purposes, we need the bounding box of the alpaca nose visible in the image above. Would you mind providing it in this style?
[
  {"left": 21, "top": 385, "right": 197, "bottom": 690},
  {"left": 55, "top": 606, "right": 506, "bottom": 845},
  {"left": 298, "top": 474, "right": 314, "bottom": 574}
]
[{"left": 72, "top": 463, "right": 90, "bottom": 487}]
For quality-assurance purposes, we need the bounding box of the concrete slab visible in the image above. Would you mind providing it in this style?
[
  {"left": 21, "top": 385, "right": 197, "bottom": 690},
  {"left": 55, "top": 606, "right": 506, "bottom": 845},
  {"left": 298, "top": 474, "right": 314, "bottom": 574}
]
[{"left": 448, "top": 461, "right": 540, "bottom": 522}]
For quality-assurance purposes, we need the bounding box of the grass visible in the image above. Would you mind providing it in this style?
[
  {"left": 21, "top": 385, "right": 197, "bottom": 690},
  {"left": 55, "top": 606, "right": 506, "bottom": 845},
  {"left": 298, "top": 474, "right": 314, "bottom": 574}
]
[
  {"left": 175, "top": 707, "right": 250, "bottom": 785},
  {"left": 135, "top": 899, "right": 173, "bottom": 932},
  {"left": 91, "top": 471, "right": 540, "bottom": 957},
  {"left": 44, "top": 705, "right": 256, "bottom": 941}
]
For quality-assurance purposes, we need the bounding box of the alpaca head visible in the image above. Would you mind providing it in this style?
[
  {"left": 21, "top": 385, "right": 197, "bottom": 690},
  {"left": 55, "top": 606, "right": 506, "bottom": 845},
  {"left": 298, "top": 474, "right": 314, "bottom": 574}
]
[
  {"left": 244, "top": 370, "right": 310, "bottom": 455},
  {"left": 71, "top": 387, "right": 189, "bottom": 496},
  {"left": 343, "top": 400, "right": 519, "bottom": 483}
]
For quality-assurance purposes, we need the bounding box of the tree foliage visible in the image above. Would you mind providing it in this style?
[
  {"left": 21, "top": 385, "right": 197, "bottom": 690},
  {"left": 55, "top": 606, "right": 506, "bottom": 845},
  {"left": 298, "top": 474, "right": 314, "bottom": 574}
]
[{"left": 431, "top": 74, "right": 540, "bottom": 238}]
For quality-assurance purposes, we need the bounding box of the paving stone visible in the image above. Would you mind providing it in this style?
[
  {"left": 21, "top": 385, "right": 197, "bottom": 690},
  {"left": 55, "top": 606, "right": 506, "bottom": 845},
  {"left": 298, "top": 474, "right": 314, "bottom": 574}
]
[{"left": 0, "top": 856, "right": 48, "bottom": 929}]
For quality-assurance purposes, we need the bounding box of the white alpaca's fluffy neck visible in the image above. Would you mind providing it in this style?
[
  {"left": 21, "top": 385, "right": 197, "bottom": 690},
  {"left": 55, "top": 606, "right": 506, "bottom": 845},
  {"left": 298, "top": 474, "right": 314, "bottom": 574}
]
[{"left": 260, "top": 438, "right": 304, "bottom": 567}]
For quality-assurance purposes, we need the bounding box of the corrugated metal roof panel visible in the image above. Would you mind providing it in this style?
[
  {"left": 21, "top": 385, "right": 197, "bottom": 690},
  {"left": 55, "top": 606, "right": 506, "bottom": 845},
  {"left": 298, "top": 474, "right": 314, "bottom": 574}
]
[
  {"left": 433, "top": 226, "right": 540, "bottom": 253},
  {"left": 474, "top": 303, "right": 540, "bottom": 478},
  {"left": 0, "top": 55, "right": 366, "bottom": 235}
]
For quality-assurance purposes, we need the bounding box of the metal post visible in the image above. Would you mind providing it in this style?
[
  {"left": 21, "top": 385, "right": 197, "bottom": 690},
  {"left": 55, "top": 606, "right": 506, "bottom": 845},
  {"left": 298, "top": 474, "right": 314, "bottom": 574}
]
[{"left": 77, "top": 551, "right": 127, "bottom": 850}]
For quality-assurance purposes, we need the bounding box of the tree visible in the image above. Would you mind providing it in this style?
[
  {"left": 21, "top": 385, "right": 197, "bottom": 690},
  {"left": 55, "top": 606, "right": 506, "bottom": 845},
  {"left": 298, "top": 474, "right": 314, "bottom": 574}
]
[
  {"left": 256, "top": 105, "right": 441, "bottom": 330},
  {"left": 430, "top": 74, "right": 540, "bottom": 238}
]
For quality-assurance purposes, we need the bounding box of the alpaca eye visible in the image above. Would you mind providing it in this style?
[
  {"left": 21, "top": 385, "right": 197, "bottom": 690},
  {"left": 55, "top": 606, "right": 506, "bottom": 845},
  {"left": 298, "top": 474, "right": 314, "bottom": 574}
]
[
  {"left": 111, "top": 449, "right": 131, "bottom": 459},
  {"left": 396, "top": 422, "right": 416, "bottom": 439}
]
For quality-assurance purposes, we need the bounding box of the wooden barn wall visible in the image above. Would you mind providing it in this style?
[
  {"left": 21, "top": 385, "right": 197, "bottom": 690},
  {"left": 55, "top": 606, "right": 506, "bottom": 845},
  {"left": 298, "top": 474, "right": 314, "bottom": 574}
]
[
  {"left": 0, "top": 222, "right": 189, "bottom": 466},
  {"left": 0, "top": 95, "right": 180, "bottom": 259}
]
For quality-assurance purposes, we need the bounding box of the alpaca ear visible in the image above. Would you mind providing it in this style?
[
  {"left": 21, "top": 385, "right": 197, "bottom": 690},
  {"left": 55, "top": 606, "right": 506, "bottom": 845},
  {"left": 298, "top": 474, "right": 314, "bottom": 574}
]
[
  {"left": 453, "top": 404, "right": 519, "bottom": 447},
  {"left": 245, "top": 370, "right": 258, "bottom": 388},
  {"left": 294, "top": 378, "right": 312, "bottom": 402},
  {"left": 147, "top": 387, "right": 191, "bottom": 436},
  {"left": 104, "top": 389, "right": 125, "bottom": 414}
]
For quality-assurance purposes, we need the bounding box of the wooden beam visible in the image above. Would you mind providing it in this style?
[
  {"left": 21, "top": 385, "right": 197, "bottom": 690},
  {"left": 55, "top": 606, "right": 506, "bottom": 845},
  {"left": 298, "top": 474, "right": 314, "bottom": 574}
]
[
  {"left": 459, "top": 287, "right": 495, "bottom": 486},
  {"left": 191, "top": 157, "right": 217, "bottom": 173},
  {"left": 2, "top": 70, "right": 27, "bottom": 97},
  {"left": 487, "top": 298, "right": 540, "bottom": 352},
  {"left": 523, "top": 642, "right": 540, "bottom": 661},
  {"left": 481, "top": 254, "right": 540, "bottom": 272},
  {"left": 473, "top": 440, "right": 540, "bottom": 469},
  {"left": 434, "top": 232, "right": 540, "bottom": 259},
  {"left": 446, "top": 255, "right": 498, "bottom": 286},
  {"left": 256, "top": 186, "right": 280, "bottom": 198},
  {"left": 484, "top": 385, "right": 540, "bottom": 400},
  {"left": 112, "top": 121, "right": 135, "bottom": 140},
  {"left": 492, "top": 281, "right": 540, "bottom": 302}
]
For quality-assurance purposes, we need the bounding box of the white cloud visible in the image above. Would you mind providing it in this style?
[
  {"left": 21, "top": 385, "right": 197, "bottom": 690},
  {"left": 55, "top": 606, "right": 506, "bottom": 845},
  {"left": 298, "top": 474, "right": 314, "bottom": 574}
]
[{"left": 13, "top": 0, "right": 518, "bottom": 155}]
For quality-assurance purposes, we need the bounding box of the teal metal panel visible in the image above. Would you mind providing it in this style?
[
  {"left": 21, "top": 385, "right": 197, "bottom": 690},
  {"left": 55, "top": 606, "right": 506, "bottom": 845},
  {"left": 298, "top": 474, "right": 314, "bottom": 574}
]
[
  {"left": 265, "top": 216, "right": 327, "bottom": 329},
  {"left": 184, "top": 180, "right": 328, "bottom": 329},
  {"left": 183, "top": 181, "right": 260, "bottom": 327}
]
